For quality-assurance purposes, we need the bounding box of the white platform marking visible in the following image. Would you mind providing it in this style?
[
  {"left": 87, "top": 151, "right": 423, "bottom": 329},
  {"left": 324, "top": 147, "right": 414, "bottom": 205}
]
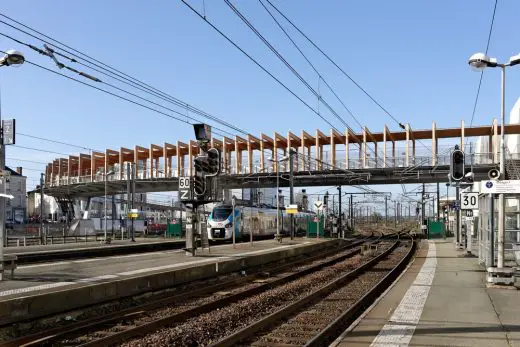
[
  {"left": 0, "top": 282, "right": 74, "bottom": 297},
  {"left": 370, "top": 241, "right": 437, "bottom": 347}
]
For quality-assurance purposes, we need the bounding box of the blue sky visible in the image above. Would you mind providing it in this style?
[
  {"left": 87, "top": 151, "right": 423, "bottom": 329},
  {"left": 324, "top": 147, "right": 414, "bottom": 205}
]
[{"left": 1, "top": 0, "right": 519, "bottom": 208}]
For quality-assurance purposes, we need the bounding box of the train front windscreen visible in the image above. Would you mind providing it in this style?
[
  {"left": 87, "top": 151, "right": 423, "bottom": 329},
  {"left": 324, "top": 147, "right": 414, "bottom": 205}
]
[{"left": 211, "top": 207, "right": 233, "bottom": 221}]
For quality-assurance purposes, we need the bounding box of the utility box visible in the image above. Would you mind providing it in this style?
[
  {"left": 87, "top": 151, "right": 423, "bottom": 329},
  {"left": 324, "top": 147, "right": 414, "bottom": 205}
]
[
  {"left": 307, "top": 215, "right": 324, "bottom": 237},
  {"left": 166, "top": 219, "right": 184, "bottom": 238},
  {"left": 427, "top": 218, "right": 445, "bottom": 239}
]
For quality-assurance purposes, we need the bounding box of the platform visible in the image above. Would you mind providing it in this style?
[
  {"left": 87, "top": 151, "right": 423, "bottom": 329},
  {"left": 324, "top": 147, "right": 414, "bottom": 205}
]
[
  {"left": 0, "top": 237, "right": 337, "bottom": 325},
  {"left": 3, "top": 238, "right": 185, "bottom": 264},
  {"left": 333, "top": 238, "right": 520, "bottom": 347},
  {"left": 4, "top": 237, "right": 181, "bottom": 254}
]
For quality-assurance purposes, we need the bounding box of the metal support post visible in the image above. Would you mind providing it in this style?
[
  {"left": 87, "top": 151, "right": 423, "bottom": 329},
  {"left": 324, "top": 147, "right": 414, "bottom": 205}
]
[
  {"left": 348, "top": 194, "right": 354, "bottom": 230},
  {"left": 126, "top": 162, "right": 131, "bottom": 240},
  {"left": 250, "top": 204, "right": 253, "bottom": 246},
  {"left": 289, "top": 150, "right": 294, "bottom": 240},
  {"left": 446, "top": 183, "right": 450, "bottom": 235},
  {"left": 104, "top": 173, "right": 108, "bottom": 243},
  {"left": 385, "top": 196, "right": 388, "bottom": 226},
  {"left": 0, "top": 145, "right": 4, "bottom": 280},
  {"left": 232, "top": 199, "right": 236, "bottom": 248},
  {"left": 497, "top": 65, "right": 506, "bottom": 268},
  {"left": 338, "top": 186, "right": 342, "bottom": 238},
  {"left": 456, "top": 185, "right": 460, "bottom": 247},
  {"left": 490, "top": 194, "right": 495, "bottom": 267},
  {"left": 421, "top": 184, "right": 426, "bottom": 234},
  {"left": 40, "top": 173, "right": 44, "bottom": 243},
  {"left": 185, "top": 206, "right": 196, "bottom": 256},
  {"left": 131, "top": 163, "right": 136, "bottom": 242},
  {"left": 436, "top": 182, "right": 440, "bottom": 220},
  {"left": 111, "top": 195, "right": 115, "bottom": 238},
  {"left": 394, "top": 200, "right": 397, "bottom": 228}
]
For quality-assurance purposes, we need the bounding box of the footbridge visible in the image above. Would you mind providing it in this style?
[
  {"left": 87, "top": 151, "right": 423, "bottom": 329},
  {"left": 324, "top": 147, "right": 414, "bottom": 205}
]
[{"left": 41, "top": 119, "right": 519, "bottom": 198}]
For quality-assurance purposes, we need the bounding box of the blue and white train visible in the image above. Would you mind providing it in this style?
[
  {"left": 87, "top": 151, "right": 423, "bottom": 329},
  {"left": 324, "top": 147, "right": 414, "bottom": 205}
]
[{"left": 207, "top": 204, "right": 313, "bottom": 241}]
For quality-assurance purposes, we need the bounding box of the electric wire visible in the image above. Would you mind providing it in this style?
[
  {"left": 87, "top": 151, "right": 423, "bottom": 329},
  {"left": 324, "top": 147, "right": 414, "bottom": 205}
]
[
  {"left": 6, "top": 157, "right": 47, "bottom": 164},
  {"left": 3, "top": 14, "right": 378, "bottom": 165},
  {"left": 257, "top": 0, "right": 384, "bottom": 161},
  {"left": 263, "top": 0, "right": 404, "bottom": 129},
  {"left": 0, "top": 23, "right": 247, "bottom": 136},
  {"left": 13, "top": 145, "right": 69, "bottom": 156},
  {"left": 469, "top": 0, "right": 498, "bottom": 127},
  {"left": 4, "top": 13, "right": 413, "bottom": 191},
  {"left": 223, "top": 0, "right": 349, "bottom": 135},
  {"left": 0, "top": 49, "right": 231, "bottom": 139},
  {"left": 258, "top": 0, "right": 363, "bottom": 130},
  {"left": 262, "top": 0, "right": 429, "bottom": 153},
  {"left": 18, "top": 133, "right": 99, "bottom": 151},
  {"left": 180, "top": 0, "right": 337, "bottom": 131}
]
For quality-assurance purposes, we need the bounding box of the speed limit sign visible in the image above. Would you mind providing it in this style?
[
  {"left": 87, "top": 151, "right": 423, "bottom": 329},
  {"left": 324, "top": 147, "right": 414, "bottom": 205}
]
[{"left": 460, "top": 192, "right": 478, "bottom": 210}]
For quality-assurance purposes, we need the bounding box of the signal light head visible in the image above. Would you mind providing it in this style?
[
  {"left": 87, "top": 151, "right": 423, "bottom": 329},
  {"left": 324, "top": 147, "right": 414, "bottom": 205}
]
[{"left": 450, "top": 149, "right": 465, "bottom": 181}]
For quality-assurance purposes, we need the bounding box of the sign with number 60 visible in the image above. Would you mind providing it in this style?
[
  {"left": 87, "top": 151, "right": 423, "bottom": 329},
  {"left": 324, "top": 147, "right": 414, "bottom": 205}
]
[{"left": 460, "top": 192, "right": 478, "bottom": 210}]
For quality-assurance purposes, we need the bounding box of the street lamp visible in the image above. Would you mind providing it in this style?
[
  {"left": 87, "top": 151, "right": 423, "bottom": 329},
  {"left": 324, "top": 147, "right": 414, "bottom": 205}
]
[
  {"left": 0, "top": 50, "right": 25, "bottom": 67},
  {"left": 104, "top": 170, "right": 115, "bottom": 243},
  {"left": 268, "top": 155, "right": 288, "bottom": 242},
  {"left": 468, "top": 52, "right": 520, "bottom": 270},
  {"left": 0, "top": 50, "right": 24, "bottom": 281}
]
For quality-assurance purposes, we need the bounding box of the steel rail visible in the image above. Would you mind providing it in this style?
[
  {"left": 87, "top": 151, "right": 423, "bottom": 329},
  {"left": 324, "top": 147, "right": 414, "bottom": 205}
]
[
  {"left": 71, "top": 239, "right": 371, "bottom": 347},
  {"left": 304, "top": 237, "right": 416, "bottom": 347},
  {"left": 209, "top": 239, "right": 402, "bottom": 347},
  {"left": 8, "top": 236, "right": 373, "bottom": 347}
]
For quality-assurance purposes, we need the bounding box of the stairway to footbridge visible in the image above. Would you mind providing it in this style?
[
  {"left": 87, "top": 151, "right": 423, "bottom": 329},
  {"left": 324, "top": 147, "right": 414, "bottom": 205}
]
[{"left": 42, "top": 119, "right": 519, "bottom": 198}]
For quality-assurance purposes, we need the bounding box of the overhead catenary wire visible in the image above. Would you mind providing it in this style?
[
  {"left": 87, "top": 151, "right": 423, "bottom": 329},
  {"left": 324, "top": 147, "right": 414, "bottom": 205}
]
[
  {"left": 4, "top": 11, "right": 413, "bottom": 188},
  {"left": 0, "top": 17, "right": 248, "bottom": 137},
  {"left": 469, "top": 0, "right": 498, "bottom": 127},
  {"left": 13, "top": 145, "right": 70, "bottom": 156},
  {"left": 180, "top": 0, "right": 338, "bottom": 131},
  {"left": 180, "top": 0, "right": 380, "bottom": 166},
  {"left": 0, "top": 35, "right": 235, "bottom": 138},
  {"left": 223, "top": 0, "right": 349, "bottom": 135},
  {"left": 18, "top": 133, "right": 99, "bottom": 151},
  {"left": 6, "top": 157, "right": 48, "bottom": 164},
  {"left": 257, "top": 0, "right": 384, "bottom": 161},
  {"left": 4, "top": 13, "right": 378, "bottom": 162},
  {"left": 257, "top": 0, "right": 363, "bottom": 130},
  {"left": 263, "top": 0, "right": 405, "bottom": 130},
  {"left": 0, "top": 49, "right": 230, "bottom": 139}
]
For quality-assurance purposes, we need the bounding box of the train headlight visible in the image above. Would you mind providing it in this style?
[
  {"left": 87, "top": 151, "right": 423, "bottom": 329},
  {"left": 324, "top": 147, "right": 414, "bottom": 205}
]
[{"left": 225, "top": 223, "right": 232, "bottom": 228}]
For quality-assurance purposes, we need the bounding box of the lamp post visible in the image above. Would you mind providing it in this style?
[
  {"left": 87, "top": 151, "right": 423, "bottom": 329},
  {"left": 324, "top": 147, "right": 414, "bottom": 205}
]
[
  {"left": 269, "top": 155, "right": 288, "bottom": 242},
  {"left": 469, "top": 52, "right": 520, "bottom": 269},
  {"left": 104, "top": 170, "right": 115, "bottom": 243},
  {"left": 0, "top": 50, "right": 24, "bottom": 281}
]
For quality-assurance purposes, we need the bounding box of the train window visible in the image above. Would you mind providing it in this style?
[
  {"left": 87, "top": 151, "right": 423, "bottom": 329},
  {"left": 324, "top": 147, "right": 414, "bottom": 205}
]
[{"left": 212, "top": 207, "right": 232, "bottom": 220}]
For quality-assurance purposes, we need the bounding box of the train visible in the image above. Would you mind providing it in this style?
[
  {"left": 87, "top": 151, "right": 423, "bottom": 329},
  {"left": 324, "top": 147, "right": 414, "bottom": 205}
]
[{"left": 207, "top": 203, "right": 314, "bottom": 241}]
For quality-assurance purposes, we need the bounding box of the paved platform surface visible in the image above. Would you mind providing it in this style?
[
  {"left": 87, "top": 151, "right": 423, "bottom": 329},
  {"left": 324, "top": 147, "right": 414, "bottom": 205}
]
[
  {"left": 0, "top": 238, "right": 317, "bottom": 301},
  {"left": 334, "top": 238, "right": 520, "bottom": 347},
  {"left": 4, "top": 237, "right": 182, "bottom": 255}
]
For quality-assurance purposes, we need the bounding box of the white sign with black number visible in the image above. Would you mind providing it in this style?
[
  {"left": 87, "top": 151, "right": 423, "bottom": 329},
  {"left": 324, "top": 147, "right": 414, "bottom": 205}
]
[
  {"left": 460, "top": 192, "right": 479, "bottom": 210},
  {"left": 179, "top": 176, "right": 192, "bottom": 201},
  {"left": 314, "top": 200, "right": 323, "bottom": 211}
]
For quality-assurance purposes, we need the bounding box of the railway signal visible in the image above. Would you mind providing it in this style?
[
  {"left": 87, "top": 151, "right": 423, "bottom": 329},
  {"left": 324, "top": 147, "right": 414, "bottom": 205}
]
[
  {"left": 450, "top": 147, "right": 465, "bottom": 181},
  {"left": 193, "top": 156, "right": 209, "bottom": 197},
  {"left": 207, "top": 148, "right": 221, "bottom": 177}
]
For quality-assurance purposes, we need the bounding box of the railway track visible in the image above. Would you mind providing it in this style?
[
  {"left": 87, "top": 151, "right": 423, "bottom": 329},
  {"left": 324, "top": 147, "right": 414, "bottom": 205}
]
[
  {"left": 116, "top": 234, "right": 412, "bottom": 347},
  {"left": 3, "top": 234, "right": 380, "bottom": 347},
  {"left": 223, "top": 238, "right": 414, "bottom": 347},
  {"left": 109, "top": 235, "right": 400, "bottom": 347}
]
